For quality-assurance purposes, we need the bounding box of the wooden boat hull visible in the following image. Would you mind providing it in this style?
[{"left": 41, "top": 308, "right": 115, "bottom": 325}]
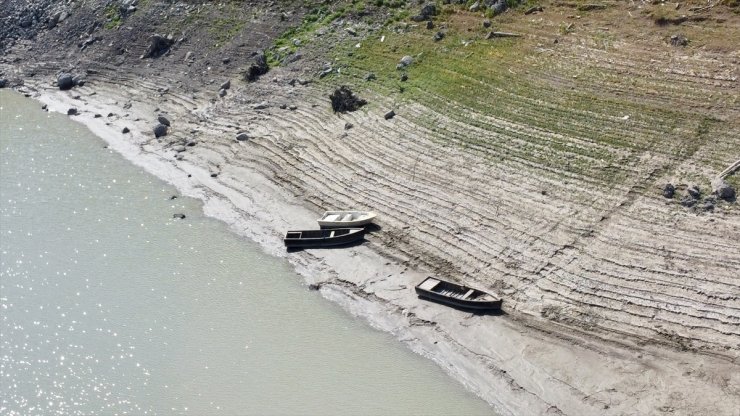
[
  {"left": 284, "top": 228, "right": 365, "bottom": 248},
  {"left": 415, "top": 277, "right": 502, "bottom": 311},
  {"left": 318, "top": 211, "right": 376, "bottom": 228}
]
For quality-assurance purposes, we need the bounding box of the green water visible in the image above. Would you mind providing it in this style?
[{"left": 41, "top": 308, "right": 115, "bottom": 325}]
[{"left": 0, "top": 90, "right": 494, "bottom": 415}]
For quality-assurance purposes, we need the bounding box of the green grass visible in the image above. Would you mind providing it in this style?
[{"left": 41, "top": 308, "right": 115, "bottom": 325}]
[{"left": 104, "top": 4, "right": 123, "bottom": 30}]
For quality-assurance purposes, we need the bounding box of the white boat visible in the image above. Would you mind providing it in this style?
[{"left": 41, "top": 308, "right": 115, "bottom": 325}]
[{"left": 318, "top": 211, "right": 376, "bottom": 228}]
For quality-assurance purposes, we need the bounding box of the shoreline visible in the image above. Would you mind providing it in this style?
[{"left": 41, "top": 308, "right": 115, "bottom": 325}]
[{"left": 10, "top": 77, "right": 740, "bottom": 415}]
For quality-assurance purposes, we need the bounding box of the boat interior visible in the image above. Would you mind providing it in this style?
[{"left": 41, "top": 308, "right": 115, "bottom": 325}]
[
  {"left": 419, "top": 278, "right": 488, "bottom": 301},
  {"left": 322, "top": 212, "right": 362, "bottom": 222},
  {"left": 286, "top": 229, "right": 354, "bottom": 239}
]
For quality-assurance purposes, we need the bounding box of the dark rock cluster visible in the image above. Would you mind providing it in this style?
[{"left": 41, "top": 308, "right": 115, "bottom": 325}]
[{"left": 329, "top": 86, "right": 367, "bottom": 113}]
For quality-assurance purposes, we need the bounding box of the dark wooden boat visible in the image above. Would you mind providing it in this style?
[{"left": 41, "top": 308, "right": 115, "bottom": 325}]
[
  {"left": 284, "top": 228, "right": 365, "bottom": 248},
  {"left": 415, "top": 277, "right": 502, "bottom": 311}
]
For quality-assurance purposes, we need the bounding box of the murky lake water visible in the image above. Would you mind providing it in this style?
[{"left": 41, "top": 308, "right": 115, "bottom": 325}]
[{"left": 0, "top": 91, "right": 494, "bottom": 415}]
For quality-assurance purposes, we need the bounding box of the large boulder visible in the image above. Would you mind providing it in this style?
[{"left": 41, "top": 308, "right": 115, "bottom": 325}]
[
  {"left": 244, "top": 51, "right": 269, "bottom": 82},
  {"left": 57, "top": 73, "right": 74, "bottom": 90},
  {"left": 142, "top": 34, "right": 174, "bottom": 59},
  {"left": 329, "top": 86, "right": 367, "bottom": 113}
]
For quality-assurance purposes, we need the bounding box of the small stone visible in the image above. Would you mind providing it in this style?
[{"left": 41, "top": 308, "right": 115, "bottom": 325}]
[
  {"left": 236, "top": 133, "right": 250, "bottom": 141},
  {"left": 346, "top": 27, "right": 357, "bottom": 36},
  {"left": 680, "top": 195, "right": 696, "bottom": 207},
  {"left": 0, "top": 79, "right": 8, "bottom": 88},
  {"left": 220, "top": 80, "right": 231, "bottom": 90},
  {"left": 57, "top": 73, "right": 75, "bottom": 90},
  {"left": 364, "top": 72, "right": 376, "bottom": 81},
  {"left": 662, "top": 183, "right": 675, "bottom": 198},
  {"left": 288, "top": 105, "right": 298, "bottom": 111},
  {"left": 173, "top": 213, "right": 186, "bottom": 219},
  {"left": 469, "top": 1, "right": 481, "bottom": 12},
  {"left": 218, "top": 88, "right": 227, "bottom": 97},
  {"left": 186, "top": 141, "right": 197, "bottom": 147},
  {"left": 157, "top": 115, "right": 171, "bottom": 126},
  {"left": 344, "top": 122, "right": 354, "bottom": 130},
  {"left": 122, "top": 127, "right": 130, "bottom": 134},
  {"left": 426, "top": 20, "right": 434, "bottom": 30},
  {"left": 252, "top": 102, "right": 269, "bottom": 110},
  {"left": 713, "top": 179, "right": 736, "bottom": 201},
  {"left": 67, "top": 108, "right": 78, "bottom": 116},
  {"left": 687, "top": 185, "right": 701, "bottom": 199},
  {"left": 433, "top": 31, "right": 445, "bottom": 41},
  {"left": 483, "top": 19, "right": 492, "bottom": 28},
  {"left": 41, "top": 104, "right": 48, "bottom": 110},
  {"left": 173, "top": 145, "right": 186, "bottom": 153},
  {"left": 399, "top": 55, "right": 413, "bottom": 67},
  {"left": 400, "top": 73, "right": 408, "bottom": 82},
  {"left": 153, "top": 123, "right": 168, "bottom": 138},
  {"left": 384, "top": 110, "right": 396, "bottom": 120},
  {"left": 222, "top": 57, "right": 231, "bottom": 64},
  {"left": 94, "top": 114, "right": 102, "bottom": 118},
  {"left": 210, "top": 172, "right": 218, "bottom": 178}
]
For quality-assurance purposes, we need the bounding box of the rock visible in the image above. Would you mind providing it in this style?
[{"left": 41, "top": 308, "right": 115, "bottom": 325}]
[
  {"left": 525, "top": 6, "right": 544, "bottom": 15},
  {"left": 433, "top": 31, "right": 445, "bottom": 41},
  {"left": 122, "top": 127, "right": 130, "bottom": 134},
  {"left": 142, "top": 34, "right": 174, "bottom": 59},
  {"left": 279, "top": 103, "right": 287, "bottom": 109},
  {"left": 73, "top": 75, "right": 85, "bottom": 87},
  {"left": 491, "top": 0, "right": 508, "bottom": 14},
  {"left": 319, "top": 67, "right": 333, "bottom": 78},
  {"left": 483, "top": 19, "right": 492, "bottom": 28},
  {"left": 344, "top": 122, "right": 354, "bottom": 130},
  {"left": 687, "top": 185, "right": 701, "bottom": 199},
  {"left": 157, "top": 115, "right": 171, "bottom": 126},
  {"left": 218, "top": 88, "right": 227, "bottom": 97},
  {"left": 364, "top": 72, "right": 376, "bottom": 81},
  {"left": 173, "top": 213, "right": 186, "bottom": 219},
  {"left": 702, "top": 197, "right": 716, "bottom": 211},
  {"left": 220, "top": 80, "right": 231, "bottom": 90},
  {"left": 186, "top": 141, "right": 197, "bottom": 147},
  {"left": 680, "top": 195, "right": 696, "bottom": 207},
  {"left": 308, "top": 283, "right": 321, "bottom": 290},
  {"left": 329, "top": 86, "right": 367, "bottom": 113},
  {"left": 184, "top": 51, "right": 194, "bottom": 62},
  {"left": 469, "top": 1, "right": 481, "bottom": 12},
  {"left": 94, "top": 114, "right": 102, "bottom": 118},
  {"left": 712, "top": 179, "right": 736, "bottom": 201},
  {"left": 346, "top": 27, "right": 357, "bottom": 36},
  {"left": 420, "top": 3, "right": 437, "bottom": 18},
  {"left": 244, "top": 50, "right": 269, "bottom": 82},
  {"left": 57, "top": 73, "right": 74, "bottom": 90},
  {"left": 41, "top": 104, "right": 48, "bottom": 110},
  {"left": 288, "top": 105, "right": 298, "bottom": 111},
  {"left": 663, "top": 183, "right": 675, "bottom": 198},
  {"left": 0, "top": 79, "right": 7, "bottom": 88},
  {"left": 222, "top": 57, "right": 231, "bottom": 64},
  {"left": 426, "top": 20, "right": 434, "bottom": 30},
  {"left": 252, "top": 102, "right": 269, "bottom": 110},
  {"left": 670, "top": 34, "right": 689, "bottom": 47},
  {"left": 153, "top": 123, "right": 168, "bottom": 138},
  {"left": 173, "top": 145, "right": 186, "bottom": 153},
  {"left": 236, "top": 133, "right": 249, "bottom": 141},
  {"left": 67, "top": 108, "right": 78, "bottom": 116},
  {"left": 210, "top": 172, "right": 219, "bottom": 178},
  {"left": 399, "top": 55, "right": 414, "bottom": 67},
  {"left": 384, "top": 110, "right": 396, "bottom": 120},
  {"left": 400, "top": 73, "right": 408, "bottom": 82}
]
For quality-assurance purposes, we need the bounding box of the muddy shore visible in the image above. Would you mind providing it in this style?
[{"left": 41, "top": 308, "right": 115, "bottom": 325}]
[
  {"left": 6, "top": 73, "right": 736, "bottom": 415},
  {"left": 2, "top": 0, "right": 739, "bottom": 413}
]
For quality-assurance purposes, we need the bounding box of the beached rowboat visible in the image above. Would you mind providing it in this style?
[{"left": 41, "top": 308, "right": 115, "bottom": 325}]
[
  {"left": 415, "top": 277, "right": 502, "bottom": 311},
  {"left": 318, "top": 211, "right": 376, "bottom": 228},
  {"left": 284, "top": 228, "right": 365, "bottom": 248}
]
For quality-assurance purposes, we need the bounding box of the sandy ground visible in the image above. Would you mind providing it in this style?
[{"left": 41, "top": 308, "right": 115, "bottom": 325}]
[{"left": 5, "top": 68, "right": 737, "bottom": 415}]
